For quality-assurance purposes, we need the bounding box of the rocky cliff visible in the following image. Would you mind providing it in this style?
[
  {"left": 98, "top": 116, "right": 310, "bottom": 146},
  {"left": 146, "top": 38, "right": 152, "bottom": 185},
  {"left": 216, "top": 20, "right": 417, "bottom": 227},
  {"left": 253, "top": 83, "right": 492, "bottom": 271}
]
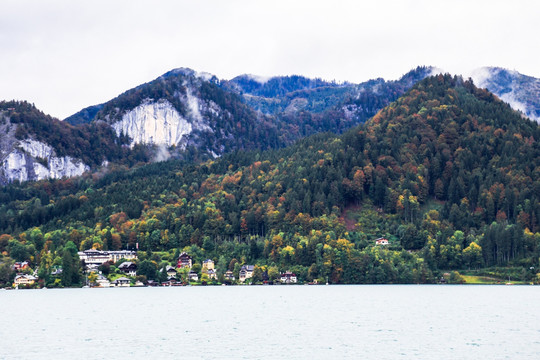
[{"left": 0, "top": 113, "right": 89, "bottom": 184}]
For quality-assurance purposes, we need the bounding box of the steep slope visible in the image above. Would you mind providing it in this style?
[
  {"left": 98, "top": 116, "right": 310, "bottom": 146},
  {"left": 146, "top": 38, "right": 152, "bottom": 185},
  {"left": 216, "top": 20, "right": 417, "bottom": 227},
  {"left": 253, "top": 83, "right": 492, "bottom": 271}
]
[
  {"left": 80, "top": 68, "right": 280, "bottom": 155},
  {"left": 66, "top": 67, "right": 434, "bottom": 153},
  {"left": 0, "top": 101, "right": 134, "bottom": 184},
  {"left": 471, "top": 67, "right": 540, "bottom": 122},
  {"left": 1, "top": 75, "right": 538, "bottom": 285}
]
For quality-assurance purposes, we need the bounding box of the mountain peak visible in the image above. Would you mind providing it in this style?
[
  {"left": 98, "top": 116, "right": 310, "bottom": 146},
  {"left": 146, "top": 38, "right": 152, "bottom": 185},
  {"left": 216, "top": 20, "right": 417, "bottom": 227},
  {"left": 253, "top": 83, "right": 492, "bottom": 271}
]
[
  {"left": 470, "top": 66, "right": 540, "bottom": 122},
  {"left": 160, "top": 67, "right": 216, "bottom": 82}
]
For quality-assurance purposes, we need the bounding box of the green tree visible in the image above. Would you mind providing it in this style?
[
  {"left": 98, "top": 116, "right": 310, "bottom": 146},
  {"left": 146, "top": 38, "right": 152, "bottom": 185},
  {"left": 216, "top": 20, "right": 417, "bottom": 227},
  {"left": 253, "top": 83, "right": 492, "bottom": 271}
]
[
  {"left": 462, "top": 241, "right": 483, "bottom": 269},
  {"left": 61, "top": 250, "right": 74, "bottom": 287},
  {"left": 137, "top": 260, "right": 158, "bottom": 280},
  {"left": 9, "top": 241, "right": 29, "bottom": 262},
  {"left": 267, "top": 266, "right": 279, "bottom": 282},
  {"left": 0, "top": 261, "right": 15, "bottom": 286},
  {"left": 252, "top": 266, "right": 263, "bottom": 283}
]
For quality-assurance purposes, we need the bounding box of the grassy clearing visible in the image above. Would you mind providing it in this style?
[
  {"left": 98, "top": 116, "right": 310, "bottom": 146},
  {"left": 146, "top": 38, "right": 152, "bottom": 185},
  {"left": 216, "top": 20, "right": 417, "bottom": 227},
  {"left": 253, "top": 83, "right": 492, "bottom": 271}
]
[
  {"left": 461, "top": 275, "right": 503, "bottom": 284},
  {"left": 461, "top": 275, "right": 529, "bottom": 285}
]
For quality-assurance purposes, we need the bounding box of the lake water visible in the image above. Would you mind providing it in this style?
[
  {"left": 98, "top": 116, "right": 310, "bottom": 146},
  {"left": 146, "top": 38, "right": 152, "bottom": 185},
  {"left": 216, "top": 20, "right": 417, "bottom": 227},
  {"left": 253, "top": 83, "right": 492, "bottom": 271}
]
[{"left": 1, "top": 285, "right": 539, "bottom": 359}]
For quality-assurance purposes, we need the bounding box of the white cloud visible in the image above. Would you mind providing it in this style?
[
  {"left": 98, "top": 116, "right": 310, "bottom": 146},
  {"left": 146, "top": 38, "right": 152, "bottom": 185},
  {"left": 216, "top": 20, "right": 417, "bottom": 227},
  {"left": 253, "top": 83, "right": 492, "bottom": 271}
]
[{"left": 0, "top": 0, "right": 539, "bottom": 118}]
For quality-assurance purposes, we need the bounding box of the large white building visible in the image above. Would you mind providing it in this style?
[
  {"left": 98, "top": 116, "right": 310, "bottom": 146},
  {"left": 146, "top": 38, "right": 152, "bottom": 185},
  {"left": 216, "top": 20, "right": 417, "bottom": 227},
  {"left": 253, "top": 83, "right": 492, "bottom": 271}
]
[{"left": 78, "top": 249, "right": 137, "bottom": 266}]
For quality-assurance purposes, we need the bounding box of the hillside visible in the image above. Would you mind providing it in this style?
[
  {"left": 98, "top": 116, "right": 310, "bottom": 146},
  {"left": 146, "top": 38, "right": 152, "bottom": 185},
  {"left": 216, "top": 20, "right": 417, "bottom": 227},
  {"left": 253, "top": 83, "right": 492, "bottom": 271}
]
[
  {"left": 2, "top": 67, "right": 433, "bottom": 185},
  {"left": 223, "top": 67, "right": 435, "bottom": 141},
  {"left": 85, "top": 68, "right": 281, "bottom": 155},
  {"left": 1, "top": 74, "right": 539, "bottom": 286},
  {"left": 471, "top": 67, "right": 540, "bottom": 122},
  {"left": 65, "top": 67, "right": 435, "bottom": 157},
  {"left": 224, "top": 67, "right": 434, "bottom": 116},
  {"left": 0, "top": 101, "right": 145, "bottom": 185}
]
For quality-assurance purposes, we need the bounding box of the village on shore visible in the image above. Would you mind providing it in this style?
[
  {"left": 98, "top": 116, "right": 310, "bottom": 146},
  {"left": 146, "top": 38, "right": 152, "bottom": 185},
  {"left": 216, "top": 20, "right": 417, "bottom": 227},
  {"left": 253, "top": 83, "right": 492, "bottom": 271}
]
[
  {"left": 10, "top": 248, "right": 307, "bottom": 289},
  {"left": 7, "top": 237, "right": 395, "bottom": 289}
]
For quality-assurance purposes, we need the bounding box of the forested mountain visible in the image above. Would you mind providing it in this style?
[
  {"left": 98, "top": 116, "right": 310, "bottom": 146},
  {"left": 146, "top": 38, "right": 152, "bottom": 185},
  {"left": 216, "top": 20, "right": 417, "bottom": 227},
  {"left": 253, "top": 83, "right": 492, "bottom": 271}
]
[
  {"left": 1, "top": 75, "right": 539, "bottom": 286},
  {"left": 224, "top": 66, "right": 434, "bottom": 117},
  {"left": 3, "top": 67, "right": 434, "bottom": 185},
  {"left": 0, "top": 101, "right": 147, "bottom": 185},
  {"left": 222, "top": 67, "right": 435, "bottom": 141},
  {"left": 78, "top": 68, "right": 282, "bottom": 155},
  {"left": 471, "top": 67, "right": 540, "bottom": 122},
  {"left": 64, "top": 66, "right": 435, "bottom": 160}
]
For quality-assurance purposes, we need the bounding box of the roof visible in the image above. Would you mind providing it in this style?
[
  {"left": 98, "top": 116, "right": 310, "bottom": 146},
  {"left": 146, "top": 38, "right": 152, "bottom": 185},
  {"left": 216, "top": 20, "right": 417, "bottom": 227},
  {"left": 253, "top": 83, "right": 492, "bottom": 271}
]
[
  {"left": 178, "top": 252, "right": 192, "bottom": 259},
  {"left": 83, "top": 249, "right": 105, "bottom": 254},
  {"left": 118, "top": 262, "right": 137, "bottom": 269},
  {"left": 115, "top": 277, "right": 131, "bottom": 282},
  {"left": 281, "top": 272, "right": 296, "bottom": 277},
  {"left": 203, "top": 259, "right": 213, "bottom": 263},
  {"left": 15, "top": 274, "right": 37, "bottom": 280},
  {"left": 241, "top": 265, "right": 255, "bottom": 271}
]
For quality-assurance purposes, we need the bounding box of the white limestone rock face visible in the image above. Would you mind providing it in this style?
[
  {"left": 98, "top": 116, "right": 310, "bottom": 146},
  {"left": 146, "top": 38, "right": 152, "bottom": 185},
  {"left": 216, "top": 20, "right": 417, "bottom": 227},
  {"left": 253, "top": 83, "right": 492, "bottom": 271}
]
[
  {"left": 1, "top": 139, "right": 89, "bottom": 183},
  {"left": 112, "top": 100, "right": 196, "bottom": 148},
  {"left": 4, "top": 151, "right": 28, "bottom": 182},
  {"left": 49, "top": 156, "right": 89, "bottom": 179},
  {"left": 20, "top": 139, "right": 53, "bottom": 159}
]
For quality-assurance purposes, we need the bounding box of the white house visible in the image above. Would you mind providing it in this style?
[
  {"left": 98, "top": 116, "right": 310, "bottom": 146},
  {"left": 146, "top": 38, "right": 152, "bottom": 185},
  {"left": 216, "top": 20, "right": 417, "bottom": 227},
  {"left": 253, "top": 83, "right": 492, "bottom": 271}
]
[
  {"left": 96, "top": 274, "right": 110, "bottom": 288},
  {"left": 224, "top": 270, "right": 235, "bottom": 281},
  {"left": 375, "top": 237, "right": 389, "bottom": 246},
  {"left": 118, "top": 262, "right": 137, "bottom": 277},
  {"left": 111, "top": 277, "right": 131, "bottom": 287},
  {"left": 165, "top": 265, "right": 177, "bottom": 278},
  {"left": 188, "top": 271, "right": 199, "bottom": 282},
  {"left": 206, "top": 269, "right": 217, "bottom": 280},
  {"left": 14, "top": 274, "right": 37, "bottom": 287},
  {"left": 280, "top": 272, "right": 297, "bottom": 284},
  {"left": 239, "top": 265, "right": 255, "bottom": 283}
]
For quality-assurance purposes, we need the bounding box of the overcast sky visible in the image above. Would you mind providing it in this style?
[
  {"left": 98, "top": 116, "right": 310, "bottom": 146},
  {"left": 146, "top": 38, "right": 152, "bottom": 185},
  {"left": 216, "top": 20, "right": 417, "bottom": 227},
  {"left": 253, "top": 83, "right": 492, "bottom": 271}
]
[{"left": 1, "top": 0, "right": 539, "bottom": 119}]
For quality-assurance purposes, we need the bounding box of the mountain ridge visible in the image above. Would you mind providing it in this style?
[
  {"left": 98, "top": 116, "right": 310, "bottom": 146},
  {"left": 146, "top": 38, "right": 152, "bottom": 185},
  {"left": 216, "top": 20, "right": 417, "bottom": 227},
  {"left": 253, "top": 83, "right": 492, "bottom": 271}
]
[
  {"left": 1, "top": 74, "right": 538, "bottom": 286},
  {"left": 2, "top": 65, "right": 539, "bottom": 185}
]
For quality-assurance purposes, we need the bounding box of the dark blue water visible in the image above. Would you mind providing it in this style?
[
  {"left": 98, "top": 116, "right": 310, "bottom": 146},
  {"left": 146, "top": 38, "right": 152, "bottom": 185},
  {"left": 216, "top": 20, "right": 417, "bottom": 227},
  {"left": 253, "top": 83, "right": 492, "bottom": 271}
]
[{"left": 1, "top": 285, "right": 539, "bottom": 359}]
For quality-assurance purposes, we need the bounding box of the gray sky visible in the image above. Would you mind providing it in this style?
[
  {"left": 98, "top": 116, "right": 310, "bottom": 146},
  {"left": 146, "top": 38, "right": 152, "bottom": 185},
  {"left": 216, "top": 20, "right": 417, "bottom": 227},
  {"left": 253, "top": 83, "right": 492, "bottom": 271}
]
[{"left": 1, "top": 0, "right": 539, "bottom": 119}]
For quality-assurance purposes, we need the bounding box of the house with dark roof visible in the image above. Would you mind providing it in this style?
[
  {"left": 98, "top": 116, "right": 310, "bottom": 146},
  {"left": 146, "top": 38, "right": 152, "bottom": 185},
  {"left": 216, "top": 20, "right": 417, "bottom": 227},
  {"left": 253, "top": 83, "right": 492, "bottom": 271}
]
[
  {"left": 96, "top": 274, "right": 110, "bottom": 288},
  {"left": 224, "top": 270, "right": 235, "bottom": 281},
  {"left": 176, "top": 252, "right": 193, "bottom": 269},
  {"left": 202, "top": 259, "right": 214, "bottom": 271},
  {"left": 118, "top": 262, "right": 137, "bottom": 276},
  {"left": 165, "top": 265, "right": 177, "bottom": 278},
  {"left": 112, "top": 277, "right": 131, "bottom": 287},
  {"left": 206, "top": 268, "right": 217, "bottom": 280},
  {"left": 239, "top": 265, "right": 255, "bottom": 282}
]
